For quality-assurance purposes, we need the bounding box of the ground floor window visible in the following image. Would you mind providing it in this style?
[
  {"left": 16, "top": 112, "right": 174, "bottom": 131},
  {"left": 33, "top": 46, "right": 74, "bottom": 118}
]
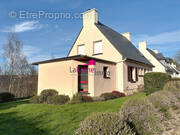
[
  {"left": 127, "top": 66, "right": 138, "bottom": 82},
  {"left": 103, "top": 66, "right": 110, "bottom": 78}
]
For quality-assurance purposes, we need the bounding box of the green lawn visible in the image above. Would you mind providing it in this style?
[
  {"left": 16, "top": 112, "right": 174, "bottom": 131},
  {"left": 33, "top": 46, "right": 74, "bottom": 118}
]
[{"left": 0, "top": 93, "right": 145, "bottom": 135}]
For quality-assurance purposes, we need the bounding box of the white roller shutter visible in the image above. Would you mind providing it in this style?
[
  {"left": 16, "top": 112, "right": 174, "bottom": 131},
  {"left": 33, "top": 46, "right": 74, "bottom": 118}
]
[
  {"left": 94, "top": 41, "right": 102, "bottom": 54},
  {"left": 78, "top": 45, "right": 85, "bottom": 55}
]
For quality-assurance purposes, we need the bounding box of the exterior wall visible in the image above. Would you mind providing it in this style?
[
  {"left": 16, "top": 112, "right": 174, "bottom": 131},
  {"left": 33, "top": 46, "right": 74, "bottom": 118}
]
[
  {"left": 68, "top": 24, "right": 125, "bottom": 91},
  {"left": 116, "top": 62, "right": 125, "bottom": 92},
  {"left": 68, "top": 25, "right": 123, "bottom": 63},
  {"left": 124, "top": 61, "right": 151, "bottom": 95},
  {"left": 38, "top": 59, "right": 117, "bottom": 97},
  {"left": 139, "top": 47, "right": 166, "bottom": 73},
  {"left": 93, "top": 61, "right": 117, "bottom": 96},
  {"left": 38, "top": 60, "right": 87, "bottom": 98}
]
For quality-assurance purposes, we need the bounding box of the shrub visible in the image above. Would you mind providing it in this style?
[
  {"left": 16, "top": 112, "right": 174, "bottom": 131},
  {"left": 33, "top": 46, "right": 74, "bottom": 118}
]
[
  {"left": 47, "top": 95, "right": 70, "bottom": 105},
  {"left": 120, "top": 98, "right": 163, "bottom": 135},
  {"left": 92, "top": 96, "right": 105, "bottom": 102},
  {"left": 148, "top": 90, "right": 180, "bottom": 118},
  {"left": 69, "top": 93, "right": 83, "bottom": 104},
  {"left": 112, "top": 91, "right": 126, "bottom": 98},
  {"left": 0, "top": 92, "right": 14, "bottom": 102},
  {"left": 82, "top": 96, "right": 93, "bottom": 102},
  {"left": 100, "top": 93, "right": 116, "bottom": 100},
  {"left": 147, "top": 90, "right": 174, "bottom": 119},
  {"left": 75, "top": 112, "right": 135, "bottom": 135},
  {"left": 29, "top": 96, "right": 43, "bottom": 104},
  {"left": 171, "top": 78, "right": 180, "bottom": 81},
  {"left": 164, "top": 81, "right": 180, "bottom": 90},
  {"left": 40, "top": 89, "right": 58, "bottom": 103},
  {"left": 144, "top": 72, "right": 171, "bottom": 95}
]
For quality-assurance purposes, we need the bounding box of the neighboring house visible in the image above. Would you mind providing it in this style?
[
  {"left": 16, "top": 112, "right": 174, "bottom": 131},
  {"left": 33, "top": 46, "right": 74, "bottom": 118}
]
[
  {"left": 33, "top": 8, "right": 153, "bottom": 97},
  {"left": 139, "top": 41, "right": 180, "bottom": 78}
]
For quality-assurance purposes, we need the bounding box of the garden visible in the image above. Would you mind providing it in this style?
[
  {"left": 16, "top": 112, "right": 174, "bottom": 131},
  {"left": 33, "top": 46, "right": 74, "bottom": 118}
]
[{"left": 1, "top": 72, "right": 180, "bottom": 135}]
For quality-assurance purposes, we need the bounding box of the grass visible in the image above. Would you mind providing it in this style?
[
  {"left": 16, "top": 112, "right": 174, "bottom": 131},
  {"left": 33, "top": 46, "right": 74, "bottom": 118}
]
[{"left": 0, "top": 93, "right": 146, "bottom": 135}]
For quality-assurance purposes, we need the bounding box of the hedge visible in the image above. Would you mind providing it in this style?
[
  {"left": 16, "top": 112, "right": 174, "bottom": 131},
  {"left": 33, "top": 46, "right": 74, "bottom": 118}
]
[
  {"left": 144, "top": 72, "right": 171, "bottom": 95},
  {"left": 0, "top": 92, "right": 14, "bottom": 103}
]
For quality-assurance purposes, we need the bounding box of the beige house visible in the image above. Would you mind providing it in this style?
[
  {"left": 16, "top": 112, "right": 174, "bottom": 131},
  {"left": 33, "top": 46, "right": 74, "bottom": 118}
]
[
  {"left": 139, "top": 41, "right": 180, "bottom": 78},
  {"left": 33, "top": 8, "right": 153, "bottom": 97}
]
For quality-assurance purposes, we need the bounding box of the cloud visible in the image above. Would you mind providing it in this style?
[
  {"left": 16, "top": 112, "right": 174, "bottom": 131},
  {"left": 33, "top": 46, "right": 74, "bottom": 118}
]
[
  {"left": 23, "top": 45, "right": 41, "bottom": 57},
  {"left": 132, "top": 30, "right": 180, "bottom": 45},
  {"left": 2, "top": 21, "right": 43, "bottom": 33}
]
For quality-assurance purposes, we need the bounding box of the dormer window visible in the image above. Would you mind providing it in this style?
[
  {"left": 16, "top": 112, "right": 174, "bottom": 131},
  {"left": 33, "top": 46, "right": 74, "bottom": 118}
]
[
  {"left": 94, "top": 41, "right": 102, "bottom": 55},
  {"left": 78, "top": 45, "right": 85, "bottom": 55}
]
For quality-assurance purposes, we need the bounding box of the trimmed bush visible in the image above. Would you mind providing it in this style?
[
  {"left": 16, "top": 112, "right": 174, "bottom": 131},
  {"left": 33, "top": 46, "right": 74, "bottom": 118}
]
[
  {"left": 112, "top": 91, "right": 126, "bottom": 98},
  {"left": 144, "top": 72, "right": 171, "bottom": 95},
  {"left": 92, "top": 96, "right": 105, "bottom": 102},
  {"left": 120, "top": 98, "right": 163, "bottom": 135},
  {"left": 29, "top": 96, "right": 43, "bottom": 104},
  {"left": 75, "top": 112, "right": 135, "bottom": 135},
  {"left": 47, "top": 95, "right": 70, "bottom": 105},
  {"left": 0, "top": 92, "right": 14, "bottom": 102},
  {"left": 69, "top": 93, "right": 83, "bottom": 104},
  {"left": 82, "top": 96, "right": 93, "bottom": 102},
  {"left": 40, "top": 89, "right": 58, "bottom": 103},
  {"left": 100, "top": 93, "right": 116, "bottom": 100}
]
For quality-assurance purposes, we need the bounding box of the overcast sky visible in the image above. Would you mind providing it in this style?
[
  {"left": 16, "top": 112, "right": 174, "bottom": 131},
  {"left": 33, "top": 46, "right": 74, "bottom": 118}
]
[{"left": 0, "top": 0, "right": 180, "bottom": 63}]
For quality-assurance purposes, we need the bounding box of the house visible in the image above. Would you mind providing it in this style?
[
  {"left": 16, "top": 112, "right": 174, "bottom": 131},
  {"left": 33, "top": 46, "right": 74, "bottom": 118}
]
[
  {"left": 139, "top": 41, "right": 180, "bottom": 78},
  {"left": 33, "top": 8, "right": 153, "bottom": 97}
]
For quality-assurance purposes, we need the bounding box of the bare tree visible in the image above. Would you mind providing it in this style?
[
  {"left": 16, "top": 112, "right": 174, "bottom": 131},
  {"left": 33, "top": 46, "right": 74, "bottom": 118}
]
[
  {"left": 3, "top": 33, "right": 22, "bottom": 93},
  {"left": 2, "top": 33, "right": 37, "bottom": 97}
]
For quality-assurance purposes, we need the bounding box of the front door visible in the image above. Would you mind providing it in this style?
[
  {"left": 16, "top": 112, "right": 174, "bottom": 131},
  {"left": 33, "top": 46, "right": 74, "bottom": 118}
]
[{"left": 78, "top": 65, "right": 88, "bottom": 92}]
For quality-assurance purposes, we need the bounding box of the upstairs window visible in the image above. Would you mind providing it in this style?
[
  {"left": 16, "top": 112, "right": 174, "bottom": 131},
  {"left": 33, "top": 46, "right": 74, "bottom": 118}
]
[
  {"left": 94, "top": 41, "right": 102, "bottom": 54},
  {"left": 78, "top": 45, "right": 85, "bottom": 55}
]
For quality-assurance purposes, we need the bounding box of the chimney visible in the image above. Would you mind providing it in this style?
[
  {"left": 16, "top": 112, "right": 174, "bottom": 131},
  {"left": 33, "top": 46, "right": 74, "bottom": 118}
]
[
  {"left": 152, "top": 49, "right": 158, "bottom": 54},
  {"left": 122, "top": 32, "right": 131, "bottom": 41},
  {"left": 82, "top": 8, "right": 98, "bottom": 27},
  {"left": 138, "top": 41, "right": 147, "bottom": 50}
]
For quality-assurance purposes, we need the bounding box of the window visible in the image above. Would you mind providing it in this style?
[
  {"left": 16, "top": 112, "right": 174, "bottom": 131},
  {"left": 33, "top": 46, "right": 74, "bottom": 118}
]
[
  {"left": 127, "top": 66, "right": 133, "bottom": 82},
  {"left": 78, "top": 45, "right": 85, "bottom": 55},
  {"left": 103, "top": 66, "right": 110, "bottom": 78},
  {"left": 127, "top": 66, "right": 138, "bottom": 82},
  {"left": 135, "top": 67, "right": 138, "bottom": 81},
  {"left": 94, "top": 41, "right": 102, "bottom": 54}
]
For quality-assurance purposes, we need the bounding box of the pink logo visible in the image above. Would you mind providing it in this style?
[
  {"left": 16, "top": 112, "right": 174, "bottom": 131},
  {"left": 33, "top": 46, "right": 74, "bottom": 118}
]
[{"left": 84, "top": 59, "right": 96, "bottom": 66}]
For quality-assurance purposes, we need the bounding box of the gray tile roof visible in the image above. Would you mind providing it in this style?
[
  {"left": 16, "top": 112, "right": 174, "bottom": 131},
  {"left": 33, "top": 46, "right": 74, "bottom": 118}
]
[
  {"left": 95, "top": 22, "right": 153, "bottom": 66},
  {"left": 147, "top": 48, "right": 166, "bottom": 60},
  {"left": 147, "top": 48, "right": 179, "bottom": 73}
]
